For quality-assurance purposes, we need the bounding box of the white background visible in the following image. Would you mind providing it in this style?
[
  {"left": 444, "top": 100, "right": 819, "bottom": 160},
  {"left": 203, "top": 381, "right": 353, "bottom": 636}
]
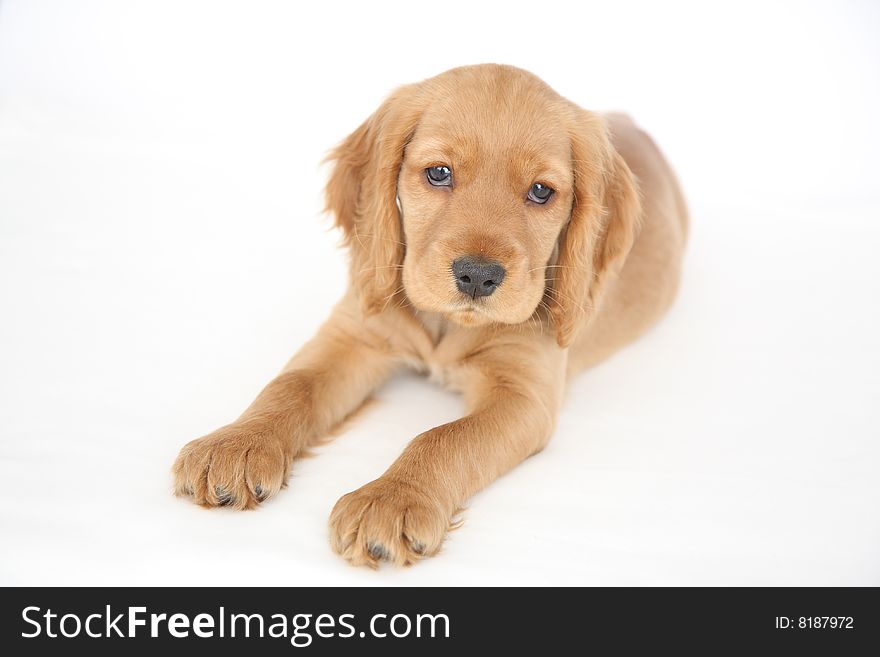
[{"left": 1, "top": 0, "right": 878, "bottom": 585}]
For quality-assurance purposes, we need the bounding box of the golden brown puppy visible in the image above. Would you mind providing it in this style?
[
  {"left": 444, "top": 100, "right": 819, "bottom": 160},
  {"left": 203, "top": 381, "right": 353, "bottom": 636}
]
[{"left": 172, "top": 64, "right": 688, "bottom": 567}]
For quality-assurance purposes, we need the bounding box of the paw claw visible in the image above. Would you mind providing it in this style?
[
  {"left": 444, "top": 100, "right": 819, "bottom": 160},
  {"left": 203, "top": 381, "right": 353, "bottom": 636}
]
[
  {"left": 329, "top": 479, "right": 451, "bottom": 567},
  {"left": 215, "top": 487, "right": 233, "bottom": 506},
  {"left": 171, "top": 424, "right": 289, "bottom": 509},
  {"left": 367, "top": 542, "right": 389, "bottom": 561}
]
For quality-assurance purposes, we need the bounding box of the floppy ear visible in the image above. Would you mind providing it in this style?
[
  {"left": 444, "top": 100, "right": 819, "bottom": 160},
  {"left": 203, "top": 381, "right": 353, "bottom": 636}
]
[
  {"left": 324, "top": 86, "right": 423, "bottom": 315},
  {"left": 549, "top": 110, "right": 642, "bottom": 348}
]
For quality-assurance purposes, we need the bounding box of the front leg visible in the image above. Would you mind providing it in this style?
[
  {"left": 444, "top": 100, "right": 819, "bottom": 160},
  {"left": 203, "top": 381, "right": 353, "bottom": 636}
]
[
  {"left": 172, "top": 298, "right": 396, "bottom": 509},
  {"left": 329, "top": 336, "right": 566, "bottom": 566}
]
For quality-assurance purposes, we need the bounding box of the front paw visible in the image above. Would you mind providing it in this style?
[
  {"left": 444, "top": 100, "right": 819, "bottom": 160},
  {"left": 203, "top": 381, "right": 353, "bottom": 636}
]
[
  {"left": 172, "top": 422, "right": 290, "bottom": 510},
  {"left": 328, "top": 478, "right": 454, "bottom": 567}
]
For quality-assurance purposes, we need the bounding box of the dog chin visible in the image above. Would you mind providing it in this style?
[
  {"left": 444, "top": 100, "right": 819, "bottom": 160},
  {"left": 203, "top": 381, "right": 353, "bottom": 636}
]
[
  {"left": 446, "top": 308, "right": 494, "bottom": 327},
  {"left": 446, "top": 303, "right": 537, "bottom": 327}
]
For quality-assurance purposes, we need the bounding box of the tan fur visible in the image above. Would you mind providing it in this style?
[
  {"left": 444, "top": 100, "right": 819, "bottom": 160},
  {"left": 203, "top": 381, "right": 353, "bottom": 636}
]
[{"left": 172, "top": 64, "right": 688, "bottom": 567}]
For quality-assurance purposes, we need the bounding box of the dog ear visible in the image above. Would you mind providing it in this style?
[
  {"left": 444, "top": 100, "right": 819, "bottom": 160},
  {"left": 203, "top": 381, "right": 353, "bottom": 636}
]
[
  {"left": 324, "top": 85, "right": 423, "bottom": 315},
  {"left": 549, "top": 110, "right": 641, "bottom": 348}
]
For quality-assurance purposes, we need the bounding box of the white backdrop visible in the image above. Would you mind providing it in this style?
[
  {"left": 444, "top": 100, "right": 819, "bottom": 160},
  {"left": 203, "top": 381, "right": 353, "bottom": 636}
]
[{"left": 1, "top": 0, "right": 878, "bottom": 585}]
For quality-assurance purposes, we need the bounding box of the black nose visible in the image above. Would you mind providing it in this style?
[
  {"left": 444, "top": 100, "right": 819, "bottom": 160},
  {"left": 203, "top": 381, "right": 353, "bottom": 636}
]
[{"left": 452, "top": 257, "right": 506, "bottom": 298}]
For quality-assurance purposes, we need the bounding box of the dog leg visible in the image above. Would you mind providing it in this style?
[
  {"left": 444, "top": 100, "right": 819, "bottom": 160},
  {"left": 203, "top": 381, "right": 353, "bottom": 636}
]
[
  {"left": 172, "top": 300, "right": 396, "bottom": 509},
  {"left": 329, "top": 337, "right": 566, "bottom": 566}
]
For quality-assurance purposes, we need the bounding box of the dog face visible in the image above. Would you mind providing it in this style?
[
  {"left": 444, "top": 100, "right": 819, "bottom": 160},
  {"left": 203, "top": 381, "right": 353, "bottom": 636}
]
[
  {"left": 325, "top": 65, "right": 640, "bottom": 346},
  {"left": 397, "top": 80, "right": 575, "bottom": 328}
]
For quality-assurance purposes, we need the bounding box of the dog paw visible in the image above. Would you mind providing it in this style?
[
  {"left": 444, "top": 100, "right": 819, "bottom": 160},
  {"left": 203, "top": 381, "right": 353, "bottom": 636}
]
[
  {"left": 172, "top": 422, "right": 290, "bottom": 510},
  {"left": 328, "top": 478, "right": 453, "bottom": 567}
]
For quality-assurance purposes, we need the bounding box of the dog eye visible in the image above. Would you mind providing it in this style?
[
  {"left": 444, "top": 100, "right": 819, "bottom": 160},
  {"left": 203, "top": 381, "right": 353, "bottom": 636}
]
[
  {"left": 528, "top": 182, "right": 554, "bottom": 204},
  {"left": 425, "top": 165, "right": 453, "bottom": 186}
]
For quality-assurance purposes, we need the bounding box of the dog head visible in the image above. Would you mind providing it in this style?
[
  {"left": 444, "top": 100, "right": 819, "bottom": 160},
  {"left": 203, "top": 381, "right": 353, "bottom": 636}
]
[{"left": 325, "top": 64, "right": 640, "bottom": 346}]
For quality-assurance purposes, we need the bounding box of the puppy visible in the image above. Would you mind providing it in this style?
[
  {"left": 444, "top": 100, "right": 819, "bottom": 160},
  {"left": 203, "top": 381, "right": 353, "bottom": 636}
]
[{"left": 172, "top": 64, "right": 688, "bottom": 567}]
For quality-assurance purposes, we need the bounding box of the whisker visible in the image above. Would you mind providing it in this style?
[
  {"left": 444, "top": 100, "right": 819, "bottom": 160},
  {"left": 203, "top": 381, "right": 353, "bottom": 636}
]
[
  {"left": 544, "top": 287, "right": 592, "bottom": 316},
  {"left": 527, "top": 264, "right": 578, "bottom": 274},
  {"left": 354, "top": 233, "right": 408, "bottom": 247},
  {"left": 378, "top": 284, "right": 406, "bottom": 313},
  {"left": 357, "top": 263, "right": 404, "bottom": 275},
  {"left": 352, "top": 223, "right": 367, "bottom": 251},
  {"left": 545, "top": 268, "right": 600, "bottom": 282}
]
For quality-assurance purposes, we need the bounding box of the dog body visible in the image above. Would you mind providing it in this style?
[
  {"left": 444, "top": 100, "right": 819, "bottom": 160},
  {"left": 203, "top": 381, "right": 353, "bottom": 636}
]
[{"left": 172, "top": 65, "right": 687, "bottom": 567}]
